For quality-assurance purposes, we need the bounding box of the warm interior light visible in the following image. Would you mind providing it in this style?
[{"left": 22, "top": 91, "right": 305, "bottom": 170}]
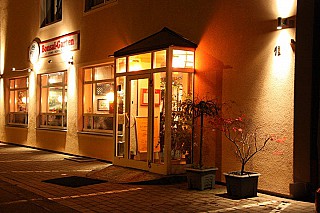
[
  {"left": 106, "top": 91, "right": 114, "bottom": 102},
  {"left": 172, "top": 50, "right": 194, "bottom": 68},
  {"left": 57, "top": 95, "right": 67, "bottom": 103},
  {"left": 21, "top": 97, "right": 27, "bottom": 104},
  {"left": 58, "top": 95, "right": 62, "bottom": 103},
  {"left": 48, "top": 78, "right": 55, "bottom": 84}
]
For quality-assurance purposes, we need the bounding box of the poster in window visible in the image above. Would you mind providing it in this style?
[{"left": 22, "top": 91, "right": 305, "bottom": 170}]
[
  {"left": 97, "top": 99, "right": 108, "bottom": 111},
  {"left": 140, "top": 88, "right": 161, "bottom": 106}
]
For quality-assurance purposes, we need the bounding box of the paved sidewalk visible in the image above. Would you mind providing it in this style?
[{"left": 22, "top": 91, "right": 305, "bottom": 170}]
[{"left": 0, "top": 142, "right": 316, "bottom": 212}]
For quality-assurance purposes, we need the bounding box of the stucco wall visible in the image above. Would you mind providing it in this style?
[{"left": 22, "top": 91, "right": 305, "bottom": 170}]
[{"left": 0, "top": 0, "right": 298, "bottom": 195}]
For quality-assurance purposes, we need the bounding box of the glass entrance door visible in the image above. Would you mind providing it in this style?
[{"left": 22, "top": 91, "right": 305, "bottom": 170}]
[{"left": 127, "top": 76, "right": 150, "bottom": 162}]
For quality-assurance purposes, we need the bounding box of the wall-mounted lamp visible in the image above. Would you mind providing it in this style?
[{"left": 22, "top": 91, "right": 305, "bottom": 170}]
[
  {"left": 68, "top": 56, "right": 74, "bottom": 65},
  {"left": 291, "top": 39, "right": 296, "bottom": 52},
  {"left": 0, "top": 74, "right": 3, "bottom": 79},
  {"left": 47, "top": 56, "right": 74, "bottom": 65},
  {"left": 277, "top": 16, "right": 296, "bottom": 30},
  {"left": 11, "top": 67, "right": 33, "bottom": 72}
]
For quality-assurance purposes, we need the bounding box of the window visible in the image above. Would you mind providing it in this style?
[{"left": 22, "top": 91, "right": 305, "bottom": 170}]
[
  {"left": 8, "top": 77, "right": 29, "bottom": 126},
  {"left": 41, "top": 0, "right": 62, "bottom": 27},
  {"left": 40, "top": 71, "right": 67, "bottom": 129},
  {"left": 83, "top": 65, "right": 114, "bottom": 133},
  {"left": 84, "top": 0, "right": 117, "bottom": 12}
]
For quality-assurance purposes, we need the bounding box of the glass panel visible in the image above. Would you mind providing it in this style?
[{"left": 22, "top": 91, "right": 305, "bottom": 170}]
[
  {"left": 171, "top": 72, "right": 193, "bottom": 164},
  {"left": 9, "top": 91, "right": 15, "bottom": 112},
  {"left": 129, "top": 53, "right": 151, "bottom": 71},
  {"left": 116, "top": 76, "right": 125, "bottom": 157},
  {"left": 41, "top": 74, "right": 48, "bottom": 87},
  {"left": 9, "top": 80, "right": 14, "bottom": 89},
  {"left": 129, "top": 78, "right": 149, "bottom": 161},
  {"left": 95, "top": 65, "right": 113, "bottom": 81},
  {"left": 48, "top": 87, "right": 63, "bottom": 112},
  {"left": 83, "top": 115, "right": 93, "bottom": 130},
  {"left": 83, "top": 84, "right": 93, "bottom": 113},
  {"left": 153, "top": 72, "right": 166, "bottom": 164},
  {"left": 93, "top": 116, "right": 113, "bottom": 131},
  {"left": 153, "top": 50, "right": 166, "bottom": 69},
  {"left": 48, "top": 72, "right": 63, "bottom": 85},
  {"left": 94, "top": 82, "right": 114, "bottom": 113},
  {"left": 16, "top": 90, "right": 27, "bottom": 112},
  {"left": 41, "top": 88, "right": 48, "bottom": 113},
  {"left": 13, "top": 113, "right": 27, "bottom": 124},
  {"left": 15, "top": 78, "right": 27, "bottom": 89},
  {"left": 116, "top": 57, "right": 126, "bottom": 73},
  {"left": 40, "top": 114, "right": 47, "bottom": 126},
  {"left": 47, "top": 114, "right": 63, "bottom": 127},
  {"left": 172, "top": 50, "right": 194, "bottom": 68},
  {"left": 84, "top": 68, "right": 92, "bottom": 82}
]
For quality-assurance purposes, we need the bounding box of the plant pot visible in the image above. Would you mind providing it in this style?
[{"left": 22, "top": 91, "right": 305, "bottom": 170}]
[
  {"left": 186, "top": 167, "right": 218, "bottom": 190},
  {"left": 224, "top": 171, "right": 261, "bottom": 198},
  {"left": 316, "top": 188, "right": 320, "bottom": 212}
]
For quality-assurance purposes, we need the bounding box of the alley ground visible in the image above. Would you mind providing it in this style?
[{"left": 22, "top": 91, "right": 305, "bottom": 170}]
[{"left": 0, "top": 142, "right": 315, "bottom": 212}]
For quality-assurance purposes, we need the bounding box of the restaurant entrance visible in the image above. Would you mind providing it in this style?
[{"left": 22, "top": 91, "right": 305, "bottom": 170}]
[{"left": 113, "top": 28, "right": 197, "bottom": 175}]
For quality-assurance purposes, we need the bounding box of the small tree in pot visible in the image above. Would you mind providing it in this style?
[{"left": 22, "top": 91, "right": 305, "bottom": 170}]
[
  {"left": 182, "top": 98, "right": 221, "bottom": 190},
  {"left": 214, "top": 113, "right": 285, "bottom": 198}
]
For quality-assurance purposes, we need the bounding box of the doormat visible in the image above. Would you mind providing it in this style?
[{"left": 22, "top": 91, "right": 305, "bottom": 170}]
[
  {"left": 64, "top": 156, "right": 96, "bottom": 162},
  {"left": 43, "top": 176, "right": 107, "bottom": 188}
]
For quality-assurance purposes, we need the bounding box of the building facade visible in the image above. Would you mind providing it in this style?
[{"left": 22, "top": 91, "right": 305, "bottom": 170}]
[{"left": 0, "top": 0, "right": 318, "bottom": 198}]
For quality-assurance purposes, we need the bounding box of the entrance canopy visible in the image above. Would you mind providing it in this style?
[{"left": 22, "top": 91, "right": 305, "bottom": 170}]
[
  {"left": 114, "top": 27, "right": 197, "bottom": 57},
  {"left": 113, "top": 27, "right": 197, "bottom": 175}
]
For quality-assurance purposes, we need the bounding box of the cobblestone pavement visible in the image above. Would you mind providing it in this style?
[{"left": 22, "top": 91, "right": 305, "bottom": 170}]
[{"left": 0, "top": 142, "right": 316, "bottom": 212}]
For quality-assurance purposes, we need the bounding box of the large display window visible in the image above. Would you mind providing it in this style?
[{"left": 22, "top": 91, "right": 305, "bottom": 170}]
[
  {"left": 82, "top": 64, "right": 114, "bottom": 133},
  {"left": 39, "top": 71, "right": 67, "bottom": 129},
  {"left": 8, "top": 77, "right": 29, "bottom": 126}
]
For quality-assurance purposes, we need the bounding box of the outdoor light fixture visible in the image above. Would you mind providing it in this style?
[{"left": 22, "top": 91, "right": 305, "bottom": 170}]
[
  {"left": 47, "top": 56, "right": 74, "bottom": 65},
  {"left": 277, "top": 17, "right": 283, "bottom": 30},
  {"left": 68, "top": 56, "right": 74, "bottom": 65},
  {"left": 11, "top": 67, "right": 33, "bottom": 72},
  {"left": 277, "top": 16, "right": 296, "bottom": 30}
]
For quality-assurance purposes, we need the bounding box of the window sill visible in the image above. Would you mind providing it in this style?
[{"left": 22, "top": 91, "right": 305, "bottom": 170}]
[
  {"left": 6, "top": 125, "right": 28, "bottom": 129},
  {"left": 36, "top": 127, "right": 67, "bottom": 132},
  {"left": 78, "top": 131, "right": 113, "bottom": 137}
]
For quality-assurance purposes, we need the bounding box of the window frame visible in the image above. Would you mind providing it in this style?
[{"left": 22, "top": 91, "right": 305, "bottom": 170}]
[
  {"left": 40, "top": 0, "right": 62, "bottom": 28},
  {"left": 39, "top": 71, "right": 68, "bottom": 130},
  {"left": 84, "top": 0, "right": 117, "bottom": 12},
  {"left": 82, "top": 64, "right": 114, "bottom": 134},
  {"left": 7, "top": 76, "right": 29, "bottom": 127}
]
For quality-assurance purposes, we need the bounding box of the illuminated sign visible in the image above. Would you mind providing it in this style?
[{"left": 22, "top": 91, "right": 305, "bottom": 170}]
[
  {"left": 29, "top": 40, "right": 40, "bottom": 64},
  {"left": 40, "top": 31, "right": 80, "bottom": 58}
]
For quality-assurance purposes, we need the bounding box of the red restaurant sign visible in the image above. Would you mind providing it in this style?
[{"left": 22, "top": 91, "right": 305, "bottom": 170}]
[{"left": 40, "top": 31, "right": 80, "bottom": 58}]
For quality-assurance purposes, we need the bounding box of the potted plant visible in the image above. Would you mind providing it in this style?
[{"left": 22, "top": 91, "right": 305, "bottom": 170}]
[
  {"left": 181, "top": 98, "right": 221, "bottom": 190},
  {"left": 216, "top": 114, "right": 284, "bottom": 198}
]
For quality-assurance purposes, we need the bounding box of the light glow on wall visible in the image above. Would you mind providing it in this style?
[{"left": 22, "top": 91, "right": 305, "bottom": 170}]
[
  {"left": 272, "top": 30, "right": 294, "bottom": 81},
  {"left": 276, "top": 0, "right": 296, "bottom": 18}
]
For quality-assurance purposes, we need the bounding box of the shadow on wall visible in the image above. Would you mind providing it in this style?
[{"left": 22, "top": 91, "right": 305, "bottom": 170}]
[
  {"left": 5, "top": 127, "right": 28, "bottom": 145},
  {"left": 78, "top": 134, "right": 113, "bottom": 162},
  {"left": 36, "top": 130, "right": 66, "bottom": 152}
]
